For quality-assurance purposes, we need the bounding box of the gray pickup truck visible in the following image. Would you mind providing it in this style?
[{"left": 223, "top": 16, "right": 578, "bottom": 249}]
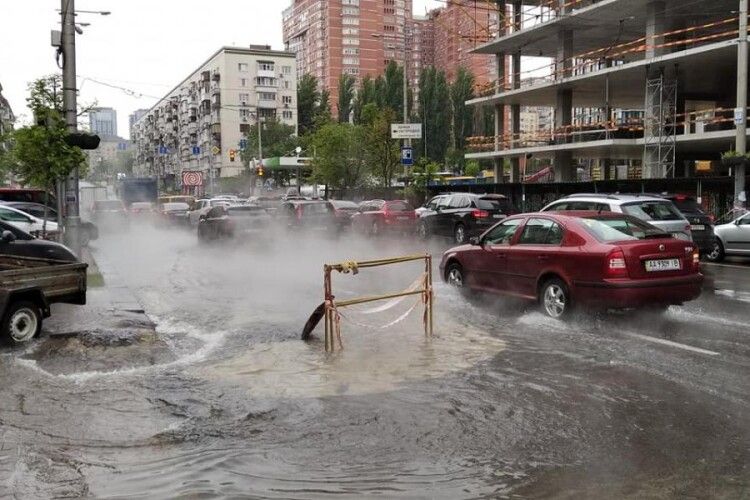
[{"left": 0, "top": 254, "right": 87, "bottom": 345}]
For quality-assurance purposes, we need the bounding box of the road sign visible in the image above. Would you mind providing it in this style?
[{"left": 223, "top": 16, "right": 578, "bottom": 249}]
[
  {"left": 211, "top": 146, "right": 220, "bottom": 155},
  {"left": 391, "top": 123, "right": 422, "bottom": 139},
  {"left": 401, "top": 146, "right": 413, "bottom": 166},
  {"left": 239, "top": 139, "right": 248, "bottom": 151},
  {"left": 182, "top": 171, "right": 203, "bottom": 186},
  {"left": 735, "top": 107, "right": 746, "bottom": 126},
  {"left": 192, "top": 145, "right": 201, "bottom": 155},
  {"left": 117, "top": 142, "right": 127, "bottom": 151},
  {"left": 158, "top": 145, "right": 169, "bottom": 155}
]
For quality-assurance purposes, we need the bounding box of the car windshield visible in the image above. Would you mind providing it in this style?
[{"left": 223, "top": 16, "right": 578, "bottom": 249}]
[
  {"left": 579, "top": 216, "right": 670, "bottom": 242},
  {"left": 476, "top": 197, "right": 510, "bottom": 211},
  {"left": 621, "top": 200, "right": 683, "bottom": 221},
  {"left": 163, "top": 203, "right": 189, "bottom": 211},
  {"left": 386, "top": 201, "right": 412, "bottom": 211},
  {"left": 669, "top": 197, "right": 704, "bottom": 213},
  {"left": 94, "top": 200, "right": 123, "bottom": 210}
]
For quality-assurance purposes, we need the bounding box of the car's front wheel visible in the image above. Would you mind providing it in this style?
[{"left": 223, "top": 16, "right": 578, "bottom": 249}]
[
  {"left": 446, "top": 263, "right": 465, "bottom": 288},
  {"left": 705, "top": 238, "right": 725, "bottom": 263},
  {"left": 540, "top": 278, "right": 570, "bottom": 319}
]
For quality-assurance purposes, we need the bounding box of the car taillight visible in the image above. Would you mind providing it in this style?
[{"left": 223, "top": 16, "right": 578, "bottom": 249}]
[
  {"left": 471, "top": 209, "right": 490, "bottom": 219},
  {"left": 605, "top": 249, "right": 629, "bottom": 278},
  {"left": 692, "top": 249, "right": 700, "bottom": 270}
]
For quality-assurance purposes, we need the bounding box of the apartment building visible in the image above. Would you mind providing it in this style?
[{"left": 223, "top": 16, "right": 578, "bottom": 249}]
[
  {"left": 128, "top": 109, "right": 148, "bottom": 139},
  {"left": 132, "top": 46, "right": 297, "bottom": 185},
  {"left": 89, "top": 107, "right": 118, "bottom": 138},
  {"left": 0, "top": 82, "right": 13, "bottom": 148},
  {"left": 283, "top": 0, "right": 414, "bottom": 113},
  {"left": 467, "top": 0, "right": 749, "bottom": 183}
]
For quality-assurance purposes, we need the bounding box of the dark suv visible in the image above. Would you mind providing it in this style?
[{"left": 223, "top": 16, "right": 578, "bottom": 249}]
[
  {"left": 417, "top": 193, "right": 516, "bottom": 244},
  {"left": 660, "top": 194, "right": 715, "bottom": 255}
]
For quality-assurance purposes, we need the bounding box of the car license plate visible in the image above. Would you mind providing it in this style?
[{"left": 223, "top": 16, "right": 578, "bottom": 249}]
[
  {"left": 690, "top": 224, "right": 705, "bottom": 231},
  {"left": 645, "top": 259, "right": 681, "bottom": 272}
]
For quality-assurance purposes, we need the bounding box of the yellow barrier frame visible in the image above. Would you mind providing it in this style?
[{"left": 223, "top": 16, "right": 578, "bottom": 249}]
[{"left": 323, "top": 254, "right": 433, "bottom": 352}]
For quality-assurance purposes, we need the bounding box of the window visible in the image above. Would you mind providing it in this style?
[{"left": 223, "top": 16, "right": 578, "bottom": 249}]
[
  {"left": 579, "top": 216, "right": 667, "bottom": 242},
  {"left": 0, "top": 208, "right": 31, "bottom": 223},
  {"left": 240, "top": 78, "right": 247, "bottom": 87},
  {"left": 239, "top": 109, "right": 250, "bottom": 119},
  {"left": 282, "top": 65, "right": 291, "bottom": 75},
  {"left": 238, "top": 63, "right": 248, "bottom": 72},
  {"left": 621, "top": 201, "right": 682, "bottom": 221},
  {"left": 342, "top": 57, "right": 360, "bottom": 65},
  {"left": 449, "top": 195, "right": 470, "bottom": 209},
  {"left": 257, "top": 62, "right": 275, "bottom": 72},
  {"left": 342, "top": 0, "right": 359, "bottom": 5},
  {"left": 484, "top": 219, "right": 522, "bottom": 245},
  {"left": 343, "top": 6, "right": 359, "bottom": 14},
  {"left": 738, "top": 214, "right": 750, "bottom": 225},
  {"left": 257, "top": 92, "right": 276, "bottom": 101},
  {"left": 342, "top": 28, "right": 359, "bottom": 35},
  {"left": 343, "top": 48, "right": 359, "bottom": 55},
  {"left": 258, "top": 108, "right": 276, "bottom": 119},
  {"left": 284, "top": 81, "right": 290, "bottom": 89},
  {"left": 425, "top": 196, "right": 444, "bottom": 210},
  {"left": 342, "top": 17, "right": 359, "bottom": 25},
  {"left": 342, "top": 38, "right": 360, "bottom": 45},
  {"left": 546, "top": 201, "right": 609, "bottom": 211},
  {"left": 282, "top": 95, "right": 292, "bottom": 104},
  {"left": 343, "top": 67, "right": 360, "bottom": 75},
  {"left": 255, "top": 77, "right": 277, "bottom": 86},
  {"left": 239, "top": 93, "right": 249, "bottom": 104},
  {"left": 518, "top": 218, "right": 563, "bottom": 245},
  {"left": 282, "top": 110, "right": 293, "bottom": 120}
]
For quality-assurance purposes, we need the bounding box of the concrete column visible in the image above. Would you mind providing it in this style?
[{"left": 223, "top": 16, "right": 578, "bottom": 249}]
[
  {"left": 513, "top": 0, "right": 522, "bottom": 31},
  {"left": 554, "top": 89, "right": 574, "bottom": 181},
  {"left": 557, "top": 30, "right": 574, "bottom": 79},
  {"left": 494, "top": 50, "right": 507, "bottom": 183},
  {"left": 646, "top": 1, "right": 666, "bottom": 60}
]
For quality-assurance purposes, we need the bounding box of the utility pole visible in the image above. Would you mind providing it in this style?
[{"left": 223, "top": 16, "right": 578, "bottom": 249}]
[
  {"left": 61, "top": 0, "right": 81, "bottom": 255},
  {"left": 257, "top": 117, "right": 263, "bottom": 194},
  {"left": 403, "top": 29, "right": 410, "bottom": 151},
  {"left": 736, "top": 0, "right": 748, "bottom": 209}
]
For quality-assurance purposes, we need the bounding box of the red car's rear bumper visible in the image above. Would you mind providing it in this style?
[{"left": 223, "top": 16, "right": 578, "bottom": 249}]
[{"left": 573, "top": 273, "right": 703, "bottom": 308}]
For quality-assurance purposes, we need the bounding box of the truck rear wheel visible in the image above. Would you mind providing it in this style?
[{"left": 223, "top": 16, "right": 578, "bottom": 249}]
[{"left": 2, "top": 301, "right": 42, "bottom": 345}]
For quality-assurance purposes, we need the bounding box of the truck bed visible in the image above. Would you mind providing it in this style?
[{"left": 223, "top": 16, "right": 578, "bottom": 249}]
[{"left": 0, "top": 255, "right": 88, "bottom": 305}]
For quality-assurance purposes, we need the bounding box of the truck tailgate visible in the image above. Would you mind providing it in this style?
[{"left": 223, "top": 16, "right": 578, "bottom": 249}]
[{"left": 0, "top": 255, "right": 87, "bottom": 304}]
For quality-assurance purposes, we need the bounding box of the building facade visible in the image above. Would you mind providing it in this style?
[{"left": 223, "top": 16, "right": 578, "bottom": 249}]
[
  {"left": 128, "top": 109, "right": 148, "bottom": 138},
  {"left": 0, "top": 83, "right": 14, "bottom": 150},
  {"left": 467, "top": 0, "right": 749, "bottom": 184},
  {"left": 131, "top": 46, "right": 298, "bottom": 186},
  {"left": 283, "top": 0, "right": 414, "bottom": 113},
  {"left": 89, "top": 107, "right": 118, "bottom": 138}
]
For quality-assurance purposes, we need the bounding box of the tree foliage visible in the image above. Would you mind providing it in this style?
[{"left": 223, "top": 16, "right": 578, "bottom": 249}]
[
  {"left": 240, "top": 118, "right": 299, "bottom": 167},
  {"left": 297, "top": 74, "right": 319, "bottom": 136},
  {"left": 417, "top": 67, "right": 450, "bottom": 163},
  {"left": 337, "top": 74, "right": 355, "bottom": 123},
  {"left": 450, "top": 67, "right": 475, "bottom": 156},
  {"left": 309, "top": 122, "right": 367, "bottom": 192},
  {"left": 363, "top": 106, "right": 400, "bottom": 187},
  {"left": 464, "top": 160, "right": 481, "bottom": 178}
]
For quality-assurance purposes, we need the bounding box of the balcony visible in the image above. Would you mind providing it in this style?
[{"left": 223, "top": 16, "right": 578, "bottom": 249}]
[
  {"left": 257, "top": 69, "right": 276, "bottom": 79},
  {"left": 257, "top": 99, "right": 277, "bottom": 108}
]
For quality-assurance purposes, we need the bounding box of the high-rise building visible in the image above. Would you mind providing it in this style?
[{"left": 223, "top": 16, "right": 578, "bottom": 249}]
[
  {"left": 131, "top": 46, "right": 297, "bottom": 185},
  {"left": 128, "top": 109, "right": 149, "bottom": 138},
  {"left": 0, "top": 82, "right": 14, "bottom": 150},
  {"left": 283, "top": 0, "right": 413, "bottom": 114},
  {"left": 89, "top": 107, "right": 118, "bottom": 138}
]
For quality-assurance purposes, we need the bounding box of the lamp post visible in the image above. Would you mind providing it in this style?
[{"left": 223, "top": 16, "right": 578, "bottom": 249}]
[{"left": 59, "top": 1, "right": 109, "bottom": 254}]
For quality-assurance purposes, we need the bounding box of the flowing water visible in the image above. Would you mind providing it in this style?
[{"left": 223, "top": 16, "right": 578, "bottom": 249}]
[{"left": 0, "top": 225, "right": 748, "bottom": 498}]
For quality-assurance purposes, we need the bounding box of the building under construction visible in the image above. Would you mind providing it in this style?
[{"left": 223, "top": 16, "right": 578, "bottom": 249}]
[{"left": 466, "top": 0, "right": 749, "bottom": 185}]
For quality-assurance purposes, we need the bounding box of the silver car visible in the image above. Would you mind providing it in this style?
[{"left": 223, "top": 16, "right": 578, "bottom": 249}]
[
  {"left": 541, "top": 194, "right": 692, "bottom": 240},
  {"left": 705, "top": 210, "right": 750, "bottom": 262}
]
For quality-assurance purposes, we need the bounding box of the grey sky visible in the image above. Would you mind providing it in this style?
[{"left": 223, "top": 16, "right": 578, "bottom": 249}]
[{"left": 1, "top": 0, "right": 442, "bottom": 138}]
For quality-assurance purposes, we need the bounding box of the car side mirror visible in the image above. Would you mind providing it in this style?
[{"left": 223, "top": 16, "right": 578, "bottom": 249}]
[
  {"left": 1, "top": 230, "right": 16, "bottom": 243},
  {"left": 469, "top": 236, "right": 480, "bottom": 246}
]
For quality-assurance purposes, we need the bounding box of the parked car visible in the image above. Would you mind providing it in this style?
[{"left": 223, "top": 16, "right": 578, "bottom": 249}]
[
  {"left": 658, "top": 194, "right": 715, "bottom": 255},
  {"left": 129, "top": 201, "right": 155, "bottom": 214},
  {"left": 91, "top": 199, "right": 129, "bottom": 229},
  {"left": 277, "top": 200, "right": 336, "bottom": 232},
  {"left": 0, "top": 227, "right": 87, "bottom": 345},
  {"left": 0, "top": 204, "right": 60, "bottom": 240},
  {"left": 329, "top": 200, "right": 360, "bottom": 230},
  {"left": 158, "top": 195, "right": 195, "bottom": 207},
  {"left": 418, "top": 193, "right": 515, "bottom": 244},
  {"left": 705, "top": 209, "right": 750, "bottom": 262},
  {"left": 157, "top": 202, "right": 191, "bottom": 226},
  {"left": 0, "top": 201, "right": 98, "bottom": 246},
  {"left": 440, "top": 211, "right": 702, "bottom": 318},
  {"left": 0, "top": 188, "right": 54, "bottom": 206},
  {"left": 187, "top": 198, "right": 232, "bottom": 225},
  {"left": 541, "top": 193, "right": 692, "bottom": 240},
  {"left": 350, "top": 200, "right": 417, "bottom": 236},
  {"left": 197, "top": 205, "right": 271, "bottom": 242}
]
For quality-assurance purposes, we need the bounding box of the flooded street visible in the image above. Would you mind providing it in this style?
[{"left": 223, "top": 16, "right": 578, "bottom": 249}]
[{"left": 1, "top": 226, "right": 749, "bottom": 498}]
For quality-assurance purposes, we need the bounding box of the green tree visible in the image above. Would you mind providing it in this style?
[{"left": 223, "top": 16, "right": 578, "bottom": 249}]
[
  {"left": 240, "top": 118, "right": 300, "bottom": 186},
  {"left": 418, "top": 67, "right": 451, "bottom": 163},
  {"left": 297, "top": 73, "right": 319, "bottom": 136},
  {"left": 337, "top": 73, "right": 356, "bottom": 123},
  {"left": 352, "top": 75, "right": 378, "bottom": 124},
  {"left": 310, "top": 122, "right": 367, "bottom": 193},
  {"left": 383, "top": 61, "right": 404, "bottom": 118},
  {"left": 464, "top": 160, "right": 481, "bottom": 178},
  {"left": 450, "top": 67, "right": 475, "bottom": 156},
  {"left": 364, "top": 106, "right": 400, "bottom": 187}
]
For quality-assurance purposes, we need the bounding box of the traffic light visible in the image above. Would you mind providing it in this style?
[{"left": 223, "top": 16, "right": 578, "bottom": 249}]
[
  {"left": 64, "top": 132, "right": 101, "bottom": 150},
  {"left": 229, "top": 149, "right": 236, "bottom": 162},
  {"left": 256, "top": 166, "right": 264, "bottom": 176}
]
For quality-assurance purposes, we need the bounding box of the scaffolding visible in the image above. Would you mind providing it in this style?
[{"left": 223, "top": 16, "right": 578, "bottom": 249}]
[{"left": 643, "top": 73, "right": 677, "bottom": 178}]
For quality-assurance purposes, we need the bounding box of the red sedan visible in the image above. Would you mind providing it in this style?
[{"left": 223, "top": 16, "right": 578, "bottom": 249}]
[
  {"left": 351, "top": 199, "right": 417, "bottom": 236},
  {"left": 440, "top": 211, "right": 703, "bottom": 318}
]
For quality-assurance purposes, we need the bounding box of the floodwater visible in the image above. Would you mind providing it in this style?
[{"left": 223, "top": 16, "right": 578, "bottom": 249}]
[{"left": 1, "top": 224, "right": 749, "bottom": 498}]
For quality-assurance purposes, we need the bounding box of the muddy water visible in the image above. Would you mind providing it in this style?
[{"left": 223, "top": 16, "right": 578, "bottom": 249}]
[{"left": 1, "top": 225, "right": 749, "bottom": 498}]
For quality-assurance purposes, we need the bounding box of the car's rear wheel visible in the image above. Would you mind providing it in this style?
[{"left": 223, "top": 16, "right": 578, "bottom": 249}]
[
  {"left": 454, "top": 223, "right": 467, "bottom": 244},
  {"left": 2, "top": 301, "right": 42, "bottom": 346},
  {"left": 540, "top": 278, "right": 570, "bottom": 319},
  {"left": 705, "top": 238, "right": 725, "bottom": 263}
]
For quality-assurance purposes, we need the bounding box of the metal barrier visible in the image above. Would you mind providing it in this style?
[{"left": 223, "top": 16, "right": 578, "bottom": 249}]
[{"left": 321, "top": 254, "right": 433, "bottom": 352}]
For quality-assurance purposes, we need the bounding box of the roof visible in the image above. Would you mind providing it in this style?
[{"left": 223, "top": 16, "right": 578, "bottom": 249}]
[{"left": 558, "top": 193, "right": 671, "bottom": 203}]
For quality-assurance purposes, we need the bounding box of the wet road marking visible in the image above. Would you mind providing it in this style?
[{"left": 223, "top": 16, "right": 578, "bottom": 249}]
[
  {"left": 623, "top": 332, "right": 720, "bottom": 356},
  {"left": 703, "top": 262, "right": 750, "bottom": 270}
]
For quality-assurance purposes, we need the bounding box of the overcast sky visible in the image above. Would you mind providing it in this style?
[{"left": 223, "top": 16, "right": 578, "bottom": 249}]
[{"left": 1, "top": 0, "right": 442, "bottom": 138}]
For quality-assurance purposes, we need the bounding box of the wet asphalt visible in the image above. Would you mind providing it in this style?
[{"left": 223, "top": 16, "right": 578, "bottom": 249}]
[{"left": 0, "top": 223, "right": 749, "bottom": 499}]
